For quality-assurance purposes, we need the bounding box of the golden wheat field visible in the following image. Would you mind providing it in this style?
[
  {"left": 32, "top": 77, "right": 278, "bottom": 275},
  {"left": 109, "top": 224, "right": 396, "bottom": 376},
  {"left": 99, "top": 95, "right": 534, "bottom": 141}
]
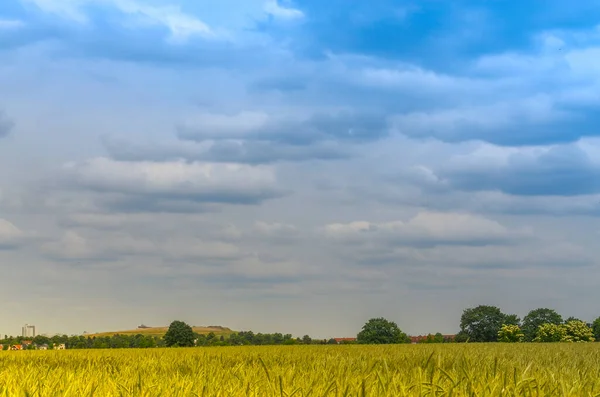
[{"left": 2, "top": 344, "right": 600, "bottom": 396}]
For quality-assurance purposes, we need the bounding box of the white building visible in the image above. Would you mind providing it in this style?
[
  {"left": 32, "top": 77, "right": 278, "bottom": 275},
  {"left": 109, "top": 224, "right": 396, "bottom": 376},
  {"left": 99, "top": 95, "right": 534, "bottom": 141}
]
[{"left": 22, "top": 324, "right": 36, "bottom": 338}]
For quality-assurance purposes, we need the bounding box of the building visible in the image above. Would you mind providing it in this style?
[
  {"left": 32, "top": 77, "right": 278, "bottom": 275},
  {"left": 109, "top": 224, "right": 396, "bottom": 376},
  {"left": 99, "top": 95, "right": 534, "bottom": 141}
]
[
  {"left": 409, "top": 334, "right": 456, "bottom": 344},
  {"left": 22, "top": 324, "right": 36, "bottom": 338},
  {"left": 333, "top": 338, "right": 357, "bottom": 344}
]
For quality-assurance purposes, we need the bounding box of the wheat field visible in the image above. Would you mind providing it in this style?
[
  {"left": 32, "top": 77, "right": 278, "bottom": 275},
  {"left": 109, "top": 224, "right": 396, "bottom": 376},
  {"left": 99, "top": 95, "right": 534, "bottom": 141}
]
[{"left": 2, "top": 344, "right": 600, "bottom": 396}]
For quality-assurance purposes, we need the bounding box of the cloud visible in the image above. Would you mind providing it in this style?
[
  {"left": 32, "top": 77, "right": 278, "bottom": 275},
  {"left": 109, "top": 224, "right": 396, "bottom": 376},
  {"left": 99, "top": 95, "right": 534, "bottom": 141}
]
[
  {"left": 258, "top": 0, "right": 600, "bottom": 68},
  {"left": 101, "top": 109, "right": 387, "bottom": 164},
  {"left": 323, "top": 211, "right": 524, "bottom": 248},
  {"left": 264, "top": 0, "right": 304, "bottom": 20},
  {"left": 102, "top": 136, "right": 351, "bottom": 164},
  {"left": 21, "top": 0, "right": 213, "bottom": 40},
  {"left": 411, "top": 142, "right": 600, "bottom": 197},
  {"left": 0, "top": 19, "right": 24, "bottom": 29},
  {"left": 41, "top": 229, "right": 241, "bottom": 262},
  {"left": 177, "top": 110, "right": 390, "bottom": 145},
  {"left": 391, "top": 95, "right": 600, "bottom": 146},
  {"left": 60, "top": 157, "right": 285, "bottom": 211},
  {"left": 0, "top": 218, "right": 25, "bottom": 249},
  {"left": 253, "top": 221, "right": 299, "bottom": 243},
  {"left": 0, "top": 111, "right": 14, "bottom": 138}
]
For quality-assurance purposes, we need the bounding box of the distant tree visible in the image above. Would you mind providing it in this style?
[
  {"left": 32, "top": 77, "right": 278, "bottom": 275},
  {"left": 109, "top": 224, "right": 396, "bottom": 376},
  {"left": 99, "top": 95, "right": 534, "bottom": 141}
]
[
  {"left": 565, "top": 316, "right": 583, "bottom": 324},
  {"left": 433, "top": 333, "right": 445, "bottom": 343},
  {"left": 534, "top": 323, "right": 567, "bottom": 342},
  {"left": 522, "top": 308, "right": 563, "bottom": 342},
  {"left": 302, "top": 335, "right": 312, "bottom": 344},
  {"left": 327, "top": 338, "right": 337, "bottom": 344},
  {"left": 357, "top": 318, "right": 409, "bottom": 344},
  {"left": 164, "top": 321, "right": 195, "bottom": 347},
  {"left": 563, "top": 320, "right": 595, "bottom": 342},
  {"left": 498, "top": 324, "right": 524, "bottom": 342},
  {"left": 454, "top": 331, "right": 469, "bottom": 343},
  {"left": 592, "top": 317, "right": 600, "bottom": 341},
  {"left": 459, "top": 305, "right": 514, "bottom": 342},
  {"left": 503, "top": 314, "right": 521, "bottom": 326}
]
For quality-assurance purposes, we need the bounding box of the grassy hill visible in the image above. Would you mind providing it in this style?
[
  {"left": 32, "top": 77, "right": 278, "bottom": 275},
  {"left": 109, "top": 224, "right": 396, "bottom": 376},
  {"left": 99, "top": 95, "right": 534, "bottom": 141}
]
[{"left": 83, "top": 326, "right": 235, "bottom": 338}]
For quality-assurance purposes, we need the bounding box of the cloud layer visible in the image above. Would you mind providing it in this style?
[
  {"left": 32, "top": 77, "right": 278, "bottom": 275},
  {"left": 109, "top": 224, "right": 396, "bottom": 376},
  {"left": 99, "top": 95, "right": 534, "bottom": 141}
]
[{"left": 0, "top": 0, "right": 599, "bottom": 338}]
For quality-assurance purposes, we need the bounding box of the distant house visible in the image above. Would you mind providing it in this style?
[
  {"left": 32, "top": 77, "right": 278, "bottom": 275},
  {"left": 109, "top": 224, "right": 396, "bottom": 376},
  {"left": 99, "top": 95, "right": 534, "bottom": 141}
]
[
  {"left": 333, "top": 338, "right": 357, "bottom": 344},
  {"left": 38, "top": 344, "right": 49, "bottom": 350},
  {"left": 10, "top": 345, "right": 22, "bottom": 350},
  {"left": 54, "top": 343, "right": 66, "bottom": 350}
]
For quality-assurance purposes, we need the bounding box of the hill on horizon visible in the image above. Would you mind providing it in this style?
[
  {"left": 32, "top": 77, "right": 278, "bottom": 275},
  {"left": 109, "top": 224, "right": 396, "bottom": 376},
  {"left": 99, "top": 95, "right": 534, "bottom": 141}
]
[{"left": 82, "top": 325, "right": 235, "bottom": 338}]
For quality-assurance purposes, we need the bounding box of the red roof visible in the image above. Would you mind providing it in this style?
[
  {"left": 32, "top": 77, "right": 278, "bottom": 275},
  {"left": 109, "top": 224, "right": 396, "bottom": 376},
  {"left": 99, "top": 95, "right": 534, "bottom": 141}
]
[{"left": 333, "top": 338, "right": 356, "bottom": 342}]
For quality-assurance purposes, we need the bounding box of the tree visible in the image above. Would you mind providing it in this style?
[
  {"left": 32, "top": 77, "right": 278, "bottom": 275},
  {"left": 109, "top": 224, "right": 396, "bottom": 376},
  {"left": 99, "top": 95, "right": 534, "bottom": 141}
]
[
  {"left": 302, "top": 335, "right": 312, "bottom": 344},
  {"left": 498, "top": 324, "right": 524, "bottom": 342},
  {"left": 592, "top": 317, "right": 600, "bottom": 341},
  {"left": 503, "top": 314, "right": 521, "bottom": 326},
  {"left": 454, "top": 331, "right": 469, "bottom": 343},
  {"left": 356, "top": 318, "right": 408, "bottom": 344},
  {"left": 459, "top": 305, "right": 515, "bottom": 342},
  {"left": 522, "top": 308, "right": 563, "bottom": 342},
  {"left": 164, "top": 320, "right": 195, "bottom": 347},
  {"left": 563, "top": 320, "right": 594, "bottom": 342},
  {"left": 534, "top": 323, "right": 567, "bottom": 342}
]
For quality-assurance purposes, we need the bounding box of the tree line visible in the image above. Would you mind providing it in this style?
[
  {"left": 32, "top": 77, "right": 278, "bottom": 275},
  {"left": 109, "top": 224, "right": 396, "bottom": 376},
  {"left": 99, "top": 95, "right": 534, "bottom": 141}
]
[
  {"left": 4, "top": 306, "right": 598, "bottom": 349},
  {"left": 454, "top": 305, "right": 599, "bottom": 343}
]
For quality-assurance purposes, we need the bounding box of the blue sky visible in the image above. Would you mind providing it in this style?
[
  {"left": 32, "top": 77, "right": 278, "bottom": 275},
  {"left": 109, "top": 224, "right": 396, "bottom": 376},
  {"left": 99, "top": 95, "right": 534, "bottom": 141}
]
[{"left": 1, "top": 0, "right": 600, "bottom": 338}]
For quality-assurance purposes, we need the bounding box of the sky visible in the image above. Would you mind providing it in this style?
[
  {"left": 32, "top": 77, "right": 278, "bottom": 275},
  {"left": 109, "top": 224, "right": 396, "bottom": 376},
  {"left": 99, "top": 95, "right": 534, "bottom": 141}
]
[{"left": 1, "top": 0, "right": 600, "bottom": 339}]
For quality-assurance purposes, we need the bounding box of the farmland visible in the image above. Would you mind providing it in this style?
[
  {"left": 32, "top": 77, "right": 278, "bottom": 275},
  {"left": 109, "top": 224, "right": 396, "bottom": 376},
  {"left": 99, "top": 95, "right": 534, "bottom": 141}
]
[
  {"left": 83, "top": 325, "right": 234, "bottom": 339},
  {"left": 2, "top": 344, "right": 600, "bottom": 396}
]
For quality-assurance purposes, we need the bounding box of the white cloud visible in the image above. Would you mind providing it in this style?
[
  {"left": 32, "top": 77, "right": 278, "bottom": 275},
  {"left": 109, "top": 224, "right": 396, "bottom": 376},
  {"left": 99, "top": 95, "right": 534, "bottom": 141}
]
[
  {"left": 390, "top": 95, "right": 568, "bottom": 141},
  {"left": 178, "top": 111, "right": 271, "bottom": 141},
  {"left": 22, "top": 0, "right": 213, "bottom": 40},
  {"left": 254, "top": 221, "right": 297, "bottom": 235},
  {"left": 41, "top": 230, "right": 155, "bottom": 260},
  {"left": 41, "top": 230, "right": 241, "bottom": 261},
  {"left": 0, "top": 219, "right": 25, "bottom": 248},
  {"left": 113, "top": 0, "right": 214, "bottom": 42},
  {"left": 264, "top": 0, "right": 304, "bottom": 20},
  {"left": 324, "top": 211, "right": 521, "bottom": 247},
  {"left": 63, "top": 157, "right": 281, "bottom": 206}
]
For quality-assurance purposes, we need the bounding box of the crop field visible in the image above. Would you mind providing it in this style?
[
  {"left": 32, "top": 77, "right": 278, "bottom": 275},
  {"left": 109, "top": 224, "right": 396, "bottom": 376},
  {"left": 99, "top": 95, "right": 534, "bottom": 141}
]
[{"left": 2, "top": 344, "right": 600, "bottom": 396}]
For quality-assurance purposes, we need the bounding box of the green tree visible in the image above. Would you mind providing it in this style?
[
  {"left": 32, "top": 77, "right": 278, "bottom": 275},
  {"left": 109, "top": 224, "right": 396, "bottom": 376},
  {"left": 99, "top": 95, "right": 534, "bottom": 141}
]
[
  {"left": 454, "top": 331, "right": 469, "bottom": 343},
  {"left": 302, "top": 335, "right": 312, "bottom": 344},
  {"left": 459, "top": 305, "right": 515, "bottom": 342},
  {"left": 164, "top": 320, "right": 195, "bottom": 347},
  {"left": 522, "top": 308, "right": 563, "bottom": 342},
  {"left": 592, "top": 317, "right": 600, "bottom": 341},
  {"left": 356, "top": 318, "right": 408, "bottom": 344},
  {"left": 498, "top": 324, "right": 524, "bottom": 342},
  {"left": 534, "top": 323, "right": 567, "bottom": 342},
  {"left": 565, "top": 316, "right": 582, "bottom": 323},
  {"left": 563, "top": 320, "right": 595, "bottom": 342}
]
